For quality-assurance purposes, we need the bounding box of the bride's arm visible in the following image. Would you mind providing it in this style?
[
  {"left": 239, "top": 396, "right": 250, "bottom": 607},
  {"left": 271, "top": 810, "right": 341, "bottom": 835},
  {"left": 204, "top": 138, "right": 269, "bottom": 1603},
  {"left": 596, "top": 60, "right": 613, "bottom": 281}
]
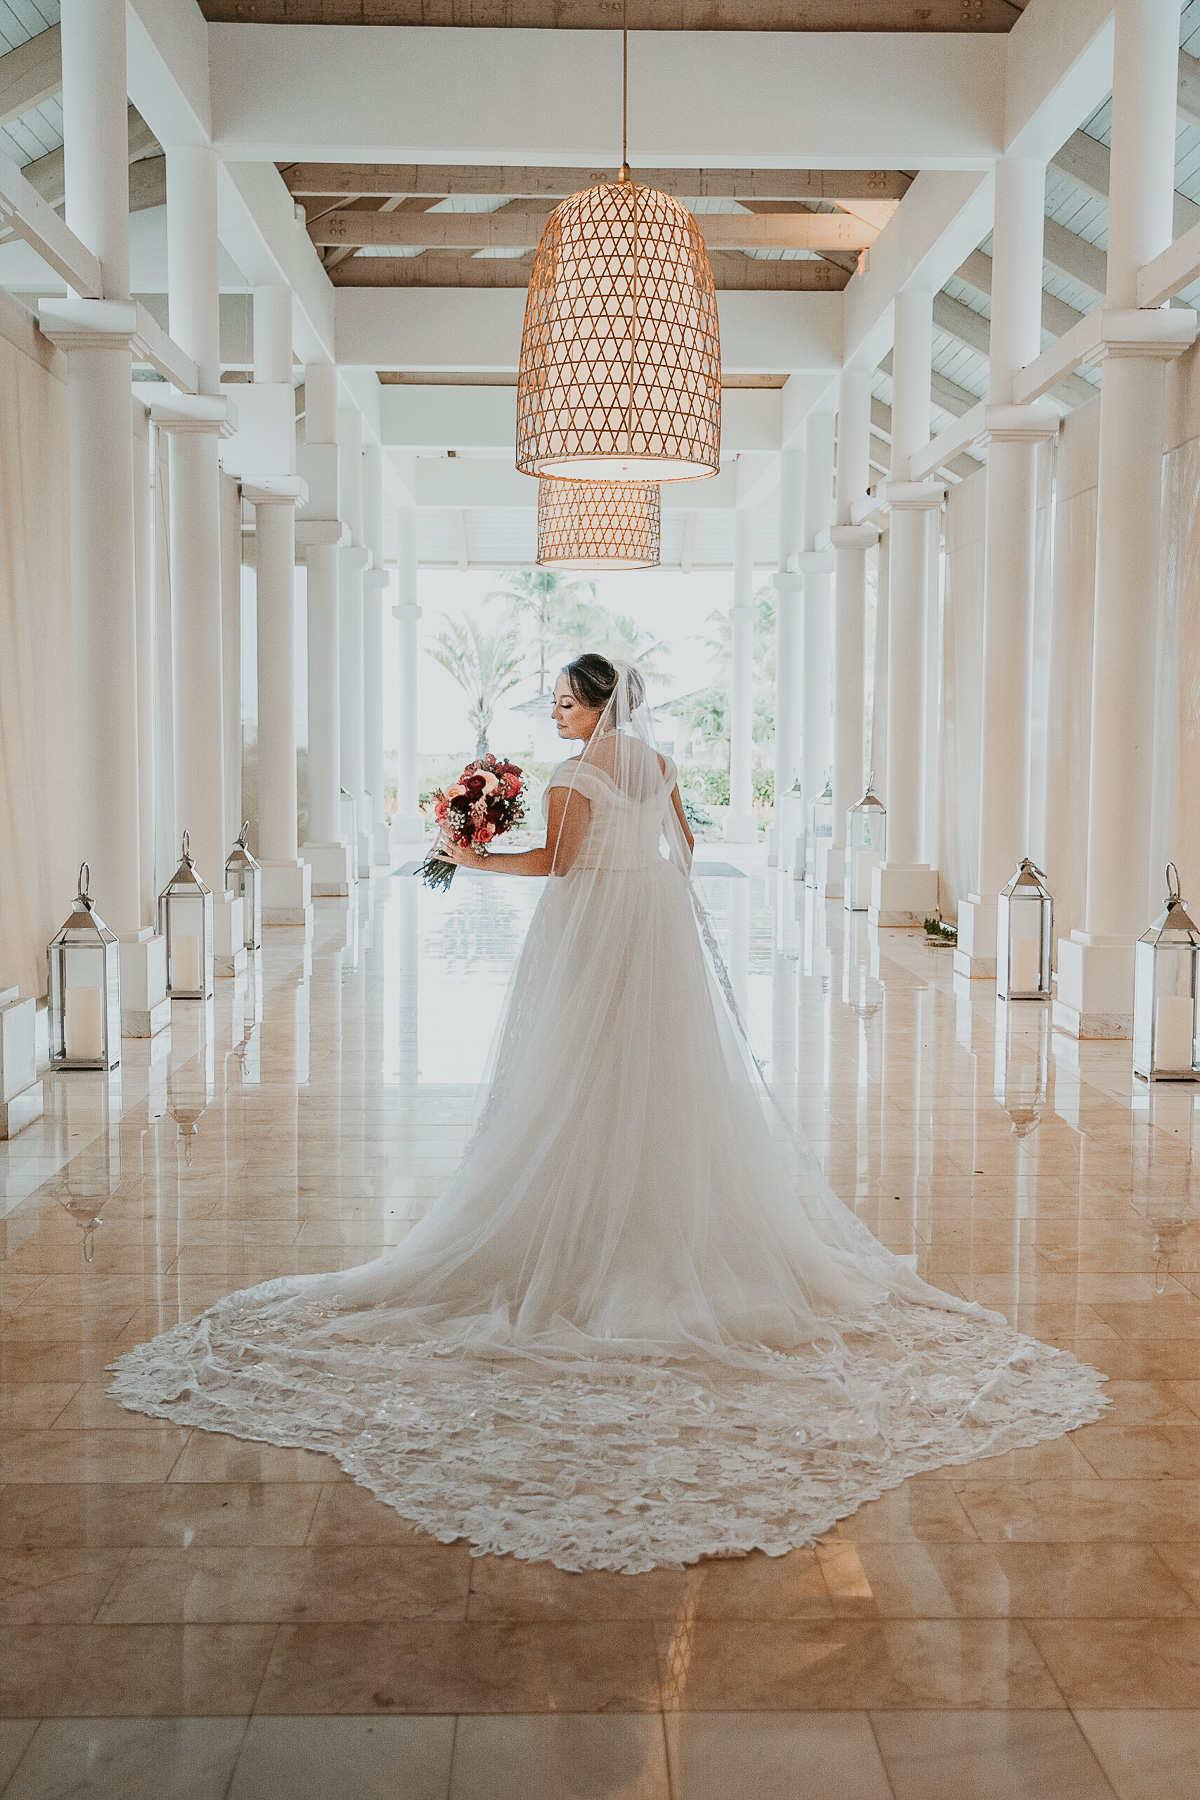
[
  {"left": 439, "top": 785, "right": 591, "bottom": 877},
  {"left": 670, "top": 784, "right": 694, "bottom": 854}
]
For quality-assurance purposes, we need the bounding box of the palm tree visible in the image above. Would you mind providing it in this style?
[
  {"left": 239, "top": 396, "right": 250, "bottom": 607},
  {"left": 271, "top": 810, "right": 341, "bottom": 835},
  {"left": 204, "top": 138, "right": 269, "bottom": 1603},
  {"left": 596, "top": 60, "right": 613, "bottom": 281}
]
[
  {"left": 485, "top": 570, "right": 600, "bottom": 697},
  {"left": 426, "top": 611, "right": 524, "bottom": 758}
]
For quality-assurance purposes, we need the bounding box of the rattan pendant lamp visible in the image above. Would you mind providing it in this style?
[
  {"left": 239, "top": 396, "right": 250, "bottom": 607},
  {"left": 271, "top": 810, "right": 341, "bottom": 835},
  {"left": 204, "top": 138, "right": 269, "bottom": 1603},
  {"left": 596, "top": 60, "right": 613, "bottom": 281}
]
[
  {"left": 537, "top": 477, "right": 661, "bottom": 569},
  {"left": 516, "top": 1, "right": 721, "bottom": 484}
]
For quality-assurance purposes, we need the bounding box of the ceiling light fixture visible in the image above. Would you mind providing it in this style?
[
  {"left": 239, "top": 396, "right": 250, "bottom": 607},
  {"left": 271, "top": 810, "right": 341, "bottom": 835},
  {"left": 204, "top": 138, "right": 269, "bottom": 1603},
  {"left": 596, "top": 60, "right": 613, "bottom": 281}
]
[
  {"left": 515, "top": 0, "right": 721, "bottom": 485},
  {"left": 537, "top": 477, "right": 661, "bottom": 570}
]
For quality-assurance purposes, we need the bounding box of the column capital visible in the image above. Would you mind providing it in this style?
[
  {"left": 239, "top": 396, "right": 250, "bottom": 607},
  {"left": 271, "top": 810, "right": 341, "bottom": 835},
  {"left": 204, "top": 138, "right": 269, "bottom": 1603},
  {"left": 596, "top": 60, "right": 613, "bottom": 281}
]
[
  {"left": 243, "top": 475, "right": 307, "bottom": 508},
  {"left": 296, "top": 521, "right": 348, "bottom": 552},
  {"left": 830, "top": 523, "right": 879, "bottom": 550},
  {"left": 772, "top": 571, "right": 804, "bottom": 593},
  {"left": 38, "top": 295, "right": 138, "bottom": 355},
  {"left": 875, "top": 478, "right": 946, "bottom": 514},
  {"left": 364, "top": 568, "right": 390, "bottom": 591},
  {"left": 150, "top": 394, "right": 238, "bottom": 438},
  {"left": 1091, "top": 305, "right": 1198, "bottom": 363},
  {"left": 393, "top": 602, "right": 422, "bottom": 622},
  {"left": 340, "top": 544, "right": 371, "bottom": 570},
  {"left": 979, "top": 401, "right": 1061, "bottom": 446}
]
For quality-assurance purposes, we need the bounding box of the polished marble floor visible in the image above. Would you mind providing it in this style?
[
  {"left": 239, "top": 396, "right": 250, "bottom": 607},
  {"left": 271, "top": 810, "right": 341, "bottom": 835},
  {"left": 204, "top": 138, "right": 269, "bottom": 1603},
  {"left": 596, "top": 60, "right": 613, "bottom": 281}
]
[{"left": 0, "top": 858, "right": 1196, "bottom": 1799}]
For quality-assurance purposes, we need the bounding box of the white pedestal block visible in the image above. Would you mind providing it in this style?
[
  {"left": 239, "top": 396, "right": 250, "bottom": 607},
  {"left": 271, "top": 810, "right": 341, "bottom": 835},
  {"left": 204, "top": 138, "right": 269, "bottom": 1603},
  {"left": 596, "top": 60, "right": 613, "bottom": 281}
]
[
  {"left": 373, "top": 823, "right": 392, "bottom": 866},
  {"left": 814, "top": 838, "right": 844, "bottom": 898},
  {"left": 261, "top": 859, "right": 314, "bottom": 927},
  {"left": 304, "top": 840, "right": 354, "bottom": 897},
  {"left": 213, "top": 896, "right": 247, "bottom": 979},
  {"left": 723, "top": 810, "right": 757, "bottom": 845},
  {"left": 954, "top": 894, "right": 998, "bottom": 979},
  {"left": 357, "top": 831, "right": 374, "bottom": 878},
  {"left": 1053, "top": 931, "right": 1135, "bottom": 1039},
  {"left": 766, "top": 825, "right": 779, "bottom": 867},
  {"left": 868, "top": 862, "right": 940, "bottom": 929},
  {"left": 0, "top": 988, "right": 43, "bottom": 1139},
  {"left": 118, "top": 931, "right": 171, "bottom": 1038}
]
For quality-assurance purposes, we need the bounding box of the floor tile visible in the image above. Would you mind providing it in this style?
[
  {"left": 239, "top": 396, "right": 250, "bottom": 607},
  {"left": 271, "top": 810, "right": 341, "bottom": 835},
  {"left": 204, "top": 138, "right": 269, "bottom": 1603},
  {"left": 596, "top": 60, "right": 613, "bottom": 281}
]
[
  {"left": 0, "top": 1626, "right": 277, "bottom": 1717},
  {"left": 0, "top": 1482, "right": 323, "bottom": 1550},
  {"left": 0, "top": 1427, "right": 189, "bottom": 1484},
  {"left": 467, "top": 1547, "right": 831, "bottom": 1622},
  {"left": 450, "top": 1713, "right": 669, "bottom": 1800},
  {"left": 0, "top": 1721, "right": 39, "bottom": 1791},
  {"left": 1025, "top": 1618, "right": 1200, "bottom": 1708},
  {"left": 0, "top": 1550, "right": 128, "bottom": 1625},
  {"left": 1073, "top": 1709, "right": 1200, "bottom": 1800},
  {"left": 228, "top": 1715, "right": 454, "bottom": 1800},
  {"left": 664, "top": 1711, "right": 892, "bottom": 1800},
  {"left": 2, "top": 1717, "right": 247, "bottom": 1800},
  {"left": 869, "top": 1709, "right": 1116, "bottom": 1800}
]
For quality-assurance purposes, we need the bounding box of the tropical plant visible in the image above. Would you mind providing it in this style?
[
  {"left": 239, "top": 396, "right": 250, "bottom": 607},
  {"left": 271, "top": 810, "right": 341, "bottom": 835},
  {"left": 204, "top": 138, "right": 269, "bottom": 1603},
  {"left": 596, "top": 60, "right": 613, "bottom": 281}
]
[
  {"left": 425, "top": 611, "right": 524, "bottom": 758},
  {"left": 485, "top": 570, "right": 599, "bottom": 696},
  {"left": 673, "top": 585, "right": 777, "bottom": 764}
]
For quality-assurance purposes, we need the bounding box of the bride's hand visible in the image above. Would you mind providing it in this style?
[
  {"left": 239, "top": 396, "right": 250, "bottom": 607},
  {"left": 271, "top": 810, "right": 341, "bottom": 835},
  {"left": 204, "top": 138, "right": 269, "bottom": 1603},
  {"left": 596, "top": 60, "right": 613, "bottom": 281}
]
[{"left": 439, "top": 834, "right": 486, "bottom": 867}]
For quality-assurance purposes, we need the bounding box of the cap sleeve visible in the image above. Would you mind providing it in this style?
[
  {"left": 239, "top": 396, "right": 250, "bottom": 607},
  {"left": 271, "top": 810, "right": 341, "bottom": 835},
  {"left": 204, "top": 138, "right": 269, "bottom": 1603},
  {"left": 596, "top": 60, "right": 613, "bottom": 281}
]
[{"left": 546, "top": 760, "right": 609, "bottom": 802}]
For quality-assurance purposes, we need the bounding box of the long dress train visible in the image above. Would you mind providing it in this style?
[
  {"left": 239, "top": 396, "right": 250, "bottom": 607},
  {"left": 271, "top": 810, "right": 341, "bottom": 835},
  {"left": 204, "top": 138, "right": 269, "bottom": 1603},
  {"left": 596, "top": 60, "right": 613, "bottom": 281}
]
[{"left": 110, "top": 737, "right": 1108, "bottom": 1573}]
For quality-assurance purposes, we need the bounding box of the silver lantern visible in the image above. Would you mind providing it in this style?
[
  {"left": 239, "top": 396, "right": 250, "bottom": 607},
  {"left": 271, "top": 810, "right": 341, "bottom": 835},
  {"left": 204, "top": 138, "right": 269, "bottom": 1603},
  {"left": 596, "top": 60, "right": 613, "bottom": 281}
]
[
  {"left": 844, "top": 774, "right": 886, "bottom": 913},
  {"left": 1134, "top": 863, "right": 1199, "bottom": 1081},
  {"left": 804, "top": 774, "right": 834, "bottom": 889},
  {"left": 47, "top": 863, "right": 121, "bottom": 1071},
  {"left": 997, "top": 859, "right": 1053, "bottom": 1001},
  {"left": 225, "top": 821, "right": 262, "bottom": 952},
  {"left": 158, "top": 832, "right": 214, "bottom": 1000},
  {"left": 779, "top": 774, "right": 804, "bottom": 877}
]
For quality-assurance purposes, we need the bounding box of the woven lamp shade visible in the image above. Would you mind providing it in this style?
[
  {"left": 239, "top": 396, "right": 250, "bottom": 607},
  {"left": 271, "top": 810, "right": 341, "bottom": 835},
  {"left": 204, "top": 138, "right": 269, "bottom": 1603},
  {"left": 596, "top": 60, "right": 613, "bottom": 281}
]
[
  {"left": 517, "top": 180, "right": 721, "bottom": 484},
  {"left": 538, "top": 477, "right": 660, "bottom": 570}
]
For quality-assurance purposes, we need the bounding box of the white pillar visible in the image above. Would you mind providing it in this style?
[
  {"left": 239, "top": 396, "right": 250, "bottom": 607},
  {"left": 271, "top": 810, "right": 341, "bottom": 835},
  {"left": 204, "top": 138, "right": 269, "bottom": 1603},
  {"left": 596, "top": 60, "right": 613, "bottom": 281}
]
[
  {"left": 338, "top": 407, "right": 372, "bottom": 876},
  {"left": 829, "top": 368, "right": 877, "bottom": 899},
  {"left": 957, "top": 157, "right": 1058, "bottom": 979},
  {"left": 250, "top": 286, "right": 311, "bottom": 927},
  {"left": 393, "top": 502, "right": 425, "bottom": 845},
  {"left": 161, "top": 142, "right": 244, "bottom": 975},
  {"left": 297, "top": 361, "right": 353, "bottom": 896},
  {"left": 772, "top": 447, "right": 805, "bottom": 870},
  {"left": 870, "top": 528, "right": 890, "bottom": 798},
  {"left": 1057, "top": 0, "right": 1194, "bottom": 1037},
  {"left": 871, "top": 288, "right": 943, "bottom": 928},
  {"left": 362, "top": 442, "right": 391, "bottom": 866},
  {"left": 725, "top": 509, "right": 757, "bottom": 842},
  {"left": 802, "top": 410, "right": 835, "bottom": 884},
  {"left": 41, "top": 0, "right": 168, "bottom": 1036}
]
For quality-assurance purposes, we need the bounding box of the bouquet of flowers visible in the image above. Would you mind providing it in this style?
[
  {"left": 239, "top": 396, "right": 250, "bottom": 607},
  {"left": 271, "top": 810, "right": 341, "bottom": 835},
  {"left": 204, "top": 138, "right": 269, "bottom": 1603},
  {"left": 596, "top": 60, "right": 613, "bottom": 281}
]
[{"left": 420, "top": 754, "right": 526, "bottom": 891}]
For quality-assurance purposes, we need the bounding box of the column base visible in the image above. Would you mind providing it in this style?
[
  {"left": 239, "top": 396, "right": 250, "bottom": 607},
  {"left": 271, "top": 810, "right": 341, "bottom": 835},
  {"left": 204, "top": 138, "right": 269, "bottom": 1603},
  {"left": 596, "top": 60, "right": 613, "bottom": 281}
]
[
  {"left": 953, "top": 894, "right": 998, "bottom": 979},
  {"left": 868, "top": 863, "right": 940, "bottom": 929},
  {"left": 357, "top": 832, "right": 374, "bottom": 878},
  {"left": 723, "top": 810, "right": 758, "bottom": 844},
  {"left": 118, "top": 930, "right": 171, "bottom": 1038},
  {"left": 811, "top": 839, "right": 843, "bottom": 897},
  {"left": 260, "top": 859, "right": 314, "bottom": 927},
  {"left": 304, "top": 840, "right": 354, "bottom": 897},
  {"left": 392, "top": 811, "right": 426, "bottom": 847},
  {"left": 1053, "top": 931, "right": 1135, "bottom": 1039},
  {"left": 373, "top": 823, "right": 392, "bottom": 866},
  {"left": 0, "top": 989, "right": 43, "bottom": 1139},
  {"left": 766, "top": 825, "right": 779, "bottom": 867},
  {"left": 213, "top": 896, "right": 248, "bottom": 979}
]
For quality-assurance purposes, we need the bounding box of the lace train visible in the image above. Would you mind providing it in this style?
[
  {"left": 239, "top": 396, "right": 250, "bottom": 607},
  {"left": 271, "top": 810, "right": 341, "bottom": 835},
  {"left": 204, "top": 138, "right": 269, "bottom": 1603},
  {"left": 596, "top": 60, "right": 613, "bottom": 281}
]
[{"left": 110, "top": 1291, "right": 1107, "bottom": 1574}]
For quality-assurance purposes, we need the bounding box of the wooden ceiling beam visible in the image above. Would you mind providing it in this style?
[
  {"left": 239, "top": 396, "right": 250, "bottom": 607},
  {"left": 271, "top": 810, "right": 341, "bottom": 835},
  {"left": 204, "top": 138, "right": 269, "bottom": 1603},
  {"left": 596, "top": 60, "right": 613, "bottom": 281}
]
[
  {"left": 203, "top": 3, "right": 1021, "bottom": 31},
  {"left": 311, "top": 208, "right": 876, "bottom": 251},
  {"left": 283, "top": 163, "right": 912, "bottom": 202},
  {"left": 329, "top": 250, "right": 850, "bottom": 290}
]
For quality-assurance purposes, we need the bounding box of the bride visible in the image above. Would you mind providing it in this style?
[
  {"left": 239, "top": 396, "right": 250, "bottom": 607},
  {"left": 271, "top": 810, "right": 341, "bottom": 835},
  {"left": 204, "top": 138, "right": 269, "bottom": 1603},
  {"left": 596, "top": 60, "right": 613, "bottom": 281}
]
[{"left": 111, "top": 654, "right": 1107, "bottom": 1573}]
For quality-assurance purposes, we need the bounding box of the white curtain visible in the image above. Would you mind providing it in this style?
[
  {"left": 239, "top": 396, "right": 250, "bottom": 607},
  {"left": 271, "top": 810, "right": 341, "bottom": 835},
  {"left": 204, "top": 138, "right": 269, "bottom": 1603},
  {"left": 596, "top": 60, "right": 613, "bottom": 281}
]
[{"left": 0, "top": 301, "right": 77, "bottom": 999}]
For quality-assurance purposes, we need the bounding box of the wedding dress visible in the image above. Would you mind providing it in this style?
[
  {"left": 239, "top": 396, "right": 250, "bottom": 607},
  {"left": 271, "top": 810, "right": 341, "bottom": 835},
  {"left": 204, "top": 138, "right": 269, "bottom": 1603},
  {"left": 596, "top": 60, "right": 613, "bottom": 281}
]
[{"left": 111, "top": 675, "right": 1107, "bottom": 1574}]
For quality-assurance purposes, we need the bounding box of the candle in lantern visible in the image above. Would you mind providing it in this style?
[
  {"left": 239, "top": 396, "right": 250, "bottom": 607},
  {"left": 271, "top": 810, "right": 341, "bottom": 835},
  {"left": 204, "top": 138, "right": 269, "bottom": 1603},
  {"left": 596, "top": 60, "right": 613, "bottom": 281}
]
[
  {"left": 857, "top": 850, "right": 880, "bottom": 907},
  {"left": 1009, "top": 935, "right": 1041, "bottom": 994},
  {"left": 65, "top": 986, "right": 103, "bottom": 1060},
  {"left": 1154, "top": 994, "right": 1196, "bottom": 1071},
  {"left": 171, "top": 933, "right": 201, "bottom": 992}
]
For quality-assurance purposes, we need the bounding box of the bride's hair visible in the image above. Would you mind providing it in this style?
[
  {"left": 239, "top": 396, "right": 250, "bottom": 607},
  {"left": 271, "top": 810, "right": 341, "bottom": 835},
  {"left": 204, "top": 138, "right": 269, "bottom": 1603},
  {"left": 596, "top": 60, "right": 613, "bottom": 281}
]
[{"left": 562, "top": 654, "right": 646, "bottom": 716}]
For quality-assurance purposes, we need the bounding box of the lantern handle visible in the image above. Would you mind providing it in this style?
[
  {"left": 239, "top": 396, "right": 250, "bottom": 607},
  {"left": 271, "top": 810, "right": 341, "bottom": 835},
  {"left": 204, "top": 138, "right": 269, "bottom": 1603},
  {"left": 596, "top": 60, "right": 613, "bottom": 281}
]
[
  {"left": 76, "top": 861, "right": 91, "bottom": 903},
  {"left": 237, "top": 820, "right": 250, "bottom": 849},
  {"left": 181, "top": 830, "right": 191, "bottom": 864},
  {"left": 1166, "top": 861, "right": 1181, "bottom": 902}
]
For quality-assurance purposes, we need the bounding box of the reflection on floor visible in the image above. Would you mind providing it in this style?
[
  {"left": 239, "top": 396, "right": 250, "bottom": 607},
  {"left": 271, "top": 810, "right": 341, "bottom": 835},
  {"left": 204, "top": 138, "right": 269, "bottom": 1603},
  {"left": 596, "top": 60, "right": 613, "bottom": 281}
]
[{"left": 0, "top": 860, "right": 1196, "bottom": 1800}]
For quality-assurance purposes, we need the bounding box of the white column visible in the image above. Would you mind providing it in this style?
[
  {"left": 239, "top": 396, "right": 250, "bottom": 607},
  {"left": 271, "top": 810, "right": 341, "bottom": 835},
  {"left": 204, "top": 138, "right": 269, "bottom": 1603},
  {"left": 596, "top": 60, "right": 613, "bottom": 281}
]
[
  {"left": 802, "top": 410, "right": 835, "bottom": 885},
  {"left": 393, "top": 502, "right": 425, "bottom": 845},
  {"left": 0, "top": 986, "right": 43, "bottom": 1139},
  {"left": 338, "top": 407, "right": 372, "bottom": 876},
  {"left": 1057, "top": 0, "right": 1195, "bottom": 1037},
  {"left": 725, "top": 509, "right": 758, "bottom": 842},
  {"left": 362, "top": 441, "right": 391, "bottom": 866},
  {"left": 957, "top": 157, "right": 1058, "bottom": 979},
  {"left": 870, "top": 527, "right": 890, "bottom": 798},
  {"left": 161, "top": 142, "right": 245, "bottom": 976},
  {"left": 829, "top": 368, "right": 877, "bottom": 899},
  {"left": 871, "top": 287, "right": 943, "bottom": 928},
  {"left": 297, "top": 361, "right": 353, "bottom": 897},
  {"left": 41, "top": 0, "right": 168, "bottom": 1036},
  {"left": 771, "top": 447, "right": 805, "bottom": 870},
  {"left": 250, "top": 286, "right": 311, "bottom": 927}
]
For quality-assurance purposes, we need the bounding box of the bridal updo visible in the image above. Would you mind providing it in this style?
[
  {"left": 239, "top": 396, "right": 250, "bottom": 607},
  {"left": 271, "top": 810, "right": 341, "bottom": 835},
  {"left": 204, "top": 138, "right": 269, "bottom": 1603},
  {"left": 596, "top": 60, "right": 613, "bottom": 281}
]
[{"left": 562, "top": 654, "right": 646, "bottom": 717}]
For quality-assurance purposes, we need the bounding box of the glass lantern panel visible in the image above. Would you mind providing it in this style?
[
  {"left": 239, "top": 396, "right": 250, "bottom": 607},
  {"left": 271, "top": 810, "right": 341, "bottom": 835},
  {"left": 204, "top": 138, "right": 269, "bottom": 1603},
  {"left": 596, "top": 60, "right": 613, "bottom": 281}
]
[
  {"left": 1007, "top": 893, "right": 1047, "bottom": 992},
  {"left": 1133, "top": 938, "right": 1156, "bottom": 1074},
  {"left": 166, "top": 894, "right": 207, "bottom": 989},
  {"left": 59, "top": 942, "right": 108, "bottom": 1060},
  {"left": 1150, "top": 939, "right": 1198, "bottom": 1071}
]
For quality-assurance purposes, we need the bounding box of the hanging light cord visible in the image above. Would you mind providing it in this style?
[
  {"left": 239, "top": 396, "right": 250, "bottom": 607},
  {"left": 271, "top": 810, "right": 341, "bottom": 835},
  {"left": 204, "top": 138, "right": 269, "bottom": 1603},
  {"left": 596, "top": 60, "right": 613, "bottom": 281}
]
[{"left": 619, "top": 0, "right": 630, "bottom": 182}]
